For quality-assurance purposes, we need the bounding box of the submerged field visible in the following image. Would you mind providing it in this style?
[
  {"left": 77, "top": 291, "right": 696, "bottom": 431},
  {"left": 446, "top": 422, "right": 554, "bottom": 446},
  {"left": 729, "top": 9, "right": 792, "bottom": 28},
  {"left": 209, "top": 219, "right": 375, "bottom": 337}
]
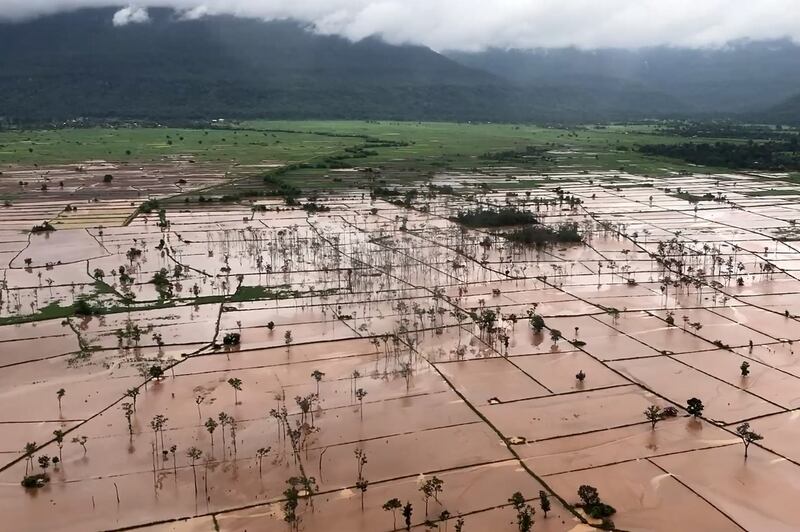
[{"left": 1, "top": 122, "right": 800, "bottom": 532}]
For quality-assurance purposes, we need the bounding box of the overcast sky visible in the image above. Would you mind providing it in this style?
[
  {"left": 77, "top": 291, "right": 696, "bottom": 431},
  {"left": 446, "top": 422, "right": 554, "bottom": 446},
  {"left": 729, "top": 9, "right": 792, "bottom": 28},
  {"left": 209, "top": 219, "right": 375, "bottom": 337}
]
[{"left": 2, "top": 0, "right": 799, "bottom": 50}]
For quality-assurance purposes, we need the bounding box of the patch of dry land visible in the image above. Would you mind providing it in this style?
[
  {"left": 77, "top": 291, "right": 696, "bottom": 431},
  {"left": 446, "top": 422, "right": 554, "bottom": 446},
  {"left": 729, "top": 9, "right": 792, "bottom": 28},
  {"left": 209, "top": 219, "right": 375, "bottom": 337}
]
[{"left": 3, "top": 160, "right": 800, "bottom": 532}]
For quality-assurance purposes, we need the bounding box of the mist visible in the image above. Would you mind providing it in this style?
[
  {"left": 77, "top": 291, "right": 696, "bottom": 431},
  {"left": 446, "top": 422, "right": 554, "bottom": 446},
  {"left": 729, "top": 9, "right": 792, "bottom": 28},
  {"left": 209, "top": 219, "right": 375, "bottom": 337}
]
[{"left": 1, "top": 0, "right": 799, "bottom": 51}]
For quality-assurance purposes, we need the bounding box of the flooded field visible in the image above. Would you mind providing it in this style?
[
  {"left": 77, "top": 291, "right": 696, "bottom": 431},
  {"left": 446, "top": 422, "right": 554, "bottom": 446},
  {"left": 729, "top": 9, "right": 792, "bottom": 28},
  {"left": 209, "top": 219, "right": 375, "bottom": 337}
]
[{"left": 2, "top": 159, "right": 800, "bottom": 532}]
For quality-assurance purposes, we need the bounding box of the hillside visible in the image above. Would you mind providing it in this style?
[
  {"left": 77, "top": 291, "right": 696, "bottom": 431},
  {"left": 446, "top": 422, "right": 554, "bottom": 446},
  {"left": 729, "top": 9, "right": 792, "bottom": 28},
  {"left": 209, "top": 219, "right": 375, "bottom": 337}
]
[
  {"left": 762, "top": 94, "right": 800, "bottom": 125},
  {"left": 0, "top": 8, "right": 685, "bottom": 123},
  {"left": 448, "top": 41, "right": 800, "bottom": 115}
]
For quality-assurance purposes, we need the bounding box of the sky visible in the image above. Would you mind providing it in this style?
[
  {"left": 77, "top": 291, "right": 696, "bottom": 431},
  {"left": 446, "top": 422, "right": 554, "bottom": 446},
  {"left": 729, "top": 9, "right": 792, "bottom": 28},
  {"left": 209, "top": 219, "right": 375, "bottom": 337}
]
[{"left": 1, "top": 0, "right": 799, "bottom": 51}]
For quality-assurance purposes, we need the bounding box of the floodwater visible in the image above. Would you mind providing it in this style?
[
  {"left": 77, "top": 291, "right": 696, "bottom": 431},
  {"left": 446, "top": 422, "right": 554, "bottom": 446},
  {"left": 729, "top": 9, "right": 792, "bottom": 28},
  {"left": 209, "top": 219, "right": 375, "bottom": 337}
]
[{"left": 2, "top": 166, "right": 800, "bottom": 531}]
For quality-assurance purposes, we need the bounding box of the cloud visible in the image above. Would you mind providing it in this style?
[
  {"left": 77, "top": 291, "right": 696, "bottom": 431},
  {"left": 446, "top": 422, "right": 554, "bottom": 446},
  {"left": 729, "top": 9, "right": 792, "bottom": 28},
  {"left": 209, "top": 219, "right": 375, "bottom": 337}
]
[
  {"left": 1, "top": 0, "right": 799, "bottom": 50},
  {"left": 111, "top": 5, "right": 150, "bottom": 26}
]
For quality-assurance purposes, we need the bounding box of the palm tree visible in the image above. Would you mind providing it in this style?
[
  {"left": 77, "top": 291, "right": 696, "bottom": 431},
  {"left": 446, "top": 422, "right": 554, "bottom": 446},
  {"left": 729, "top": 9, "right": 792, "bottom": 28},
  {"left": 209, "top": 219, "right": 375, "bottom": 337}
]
[
  {"left": 355, "top": 388, "right": 367, "bottom": 420},
  {"left": 256, "top": 447, "right": 271, "bottom": 477},
  {"left": 23, "top": 442, "right": 36, "bottom": 475},
  {"left": 150, "top": 414, "right": 168, "bottom": 453},
  {"left": 169, "top": 444, "right": 178, "bottom": 475},
  {"left": 227, "top": 377, "right": 243, "bottom": 404},
  {"left": 56, "top": 388, "right": 65, "bottom": 414},
  {"left": 311, "top": 370, "right": 325, "bottom": 395},
  {"left": 195, "top": 395, "right": 205, "bottom": 420},
  {"left": 218, "top": 412, "right": 230, "bottom": 455},
  {"left": 52, "top": 430, "right": 64, "bottom": 461},
  {"left": 204, "top": 417, "right": 218, "bottom": 455},
  {"left": 186, "top": 447, "right": 202, "bottom": 494},
  {"left": 125, "top": 387, "right": 140, "bottom": 411}
]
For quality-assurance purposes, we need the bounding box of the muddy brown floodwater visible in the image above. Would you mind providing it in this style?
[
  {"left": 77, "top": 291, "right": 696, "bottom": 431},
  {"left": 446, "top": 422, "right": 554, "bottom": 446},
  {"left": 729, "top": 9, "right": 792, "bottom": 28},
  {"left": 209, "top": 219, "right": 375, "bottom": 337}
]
[{"left": 2, "top": 166, "right": 800, "bottom": 531}]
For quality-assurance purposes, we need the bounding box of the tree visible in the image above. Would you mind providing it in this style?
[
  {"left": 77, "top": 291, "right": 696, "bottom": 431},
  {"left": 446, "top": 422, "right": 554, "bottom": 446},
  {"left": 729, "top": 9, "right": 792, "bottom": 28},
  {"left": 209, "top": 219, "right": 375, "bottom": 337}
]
[
  {"left": 508, "top": 492, "right": 535, "bottom": 532},
  {"left": 229, "top": 416, "right": 239, "bottom": 456},
  {"left": 735, "top": 422, "right": 763, "bottom": 459},
  {"left": 383, "top": 498, "right": 403, "bottom": 530},
  {"left": 23, "top": 442, "right": 36, "bottom": 475},
  {"left": 686, "top": 397, "right": 704, "bottom": 418},
  {"left": 194, "top": 395, "right": 205, "bottom": 420},
  {"left": 356, "top": 478, "right": 369, "bottom": 511},
  {"left": 283, "top": 480, "right": 300, "bottom": 531},
  {"left": 644, "top": 405, "right": 662, "bottom": 429},
  {"left": 354, "top": 448, "right": 368, "bottom": 510},
  {"left": 740, "top": 361, "right": 750, "bottom": 377},
  {"left": 205, "top": 417, "right": 218, "bottom": 454},
  {"left": 311, "top": 369, "right": 325, "bottom": 395},
  {"left": 121, "top": 402, "right": 134, "bottom": 436},
  {"left": 186, "top": 447, "right": 202, "bottom": 494},
  {"left": 56, "top": 388, "right": 65, "bottom": 413},
  {"left": 284, "top": 330, "right": 293, "bottom": 346},
  {"left": 420, "top": 476, "right": 444, "bottom": 515},
  {"left": 403, "top": 502, "right": 413, "bottom": 531},
  {"left": 218, "top": 412, "right": 230, "bottom": 454},
  {"left": 256, "top": 447, "right": 271, "bottom": 477},
  {"left": 454, "top": 516, "right": 465, "bottom": 532},
  {"left": 575, "top": 370, "right": 586, "bottom": 382},
  {"left": 549, "top": 328, "right": 562, "bottom": 345},
  {"left": 577, "top": 484, "right": 615, "bottom": 519},
  {"left": 355, "top": 388, "right": 368, "bottom": 420},
  {"left": 539, "top": 490, "right": 551, "bottom": 518},
  {"left": 72, "top": 435, "right": 88, "bottom": 455},
  {"left": 52, "top": 430, "right": 65, "bottom": 461},
  {"left": 149, "top": 364, "right": 165, "bottom": 380},
  {"left": 150, "top": 414, "right": 168, "bottom": 453},
  {"left": 528, "top": 311, "right": 545, "bottom": 333},
  {"left": 169, "top": 444, "right": 178, "bottom": 475},
  {"left": 37, "top": 455, "right": 51, "bottom": 472},
  {"left": 578, "top": 485, "right": 599, "bottom": 507},
  {"left": 125, "top": 387, "right": 140, "bottom": 411},
  {"left": 228, "top": 377, "right": 243, "bottom": 404}
]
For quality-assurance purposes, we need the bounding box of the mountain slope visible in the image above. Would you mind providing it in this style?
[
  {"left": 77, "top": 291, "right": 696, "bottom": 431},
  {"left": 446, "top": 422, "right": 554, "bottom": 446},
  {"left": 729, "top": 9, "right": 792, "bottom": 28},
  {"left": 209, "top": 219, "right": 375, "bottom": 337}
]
[
  {"left": 448, "top": 41, "right": 800, "bottom": 114},
  {"left": 0, "top": 8, "right": 687, "bottom": 123},
  {"left": 761, "top": 94, "right": 800, "bottom": 125}
]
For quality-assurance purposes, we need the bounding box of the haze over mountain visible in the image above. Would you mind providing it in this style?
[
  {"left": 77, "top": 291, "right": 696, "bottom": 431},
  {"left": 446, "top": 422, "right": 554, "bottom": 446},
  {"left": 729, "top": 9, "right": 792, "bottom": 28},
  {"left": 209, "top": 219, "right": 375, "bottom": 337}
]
[{"left": 0, "top": 7, "right": 798, "bottom": 123}]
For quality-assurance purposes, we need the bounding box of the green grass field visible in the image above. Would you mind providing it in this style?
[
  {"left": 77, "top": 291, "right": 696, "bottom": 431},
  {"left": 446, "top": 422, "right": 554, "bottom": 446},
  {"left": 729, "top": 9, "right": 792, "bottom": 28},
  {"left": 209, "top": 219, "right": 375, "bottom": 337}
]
[{"left": 0, "top": 121, "right": 744, "bottom": 189}]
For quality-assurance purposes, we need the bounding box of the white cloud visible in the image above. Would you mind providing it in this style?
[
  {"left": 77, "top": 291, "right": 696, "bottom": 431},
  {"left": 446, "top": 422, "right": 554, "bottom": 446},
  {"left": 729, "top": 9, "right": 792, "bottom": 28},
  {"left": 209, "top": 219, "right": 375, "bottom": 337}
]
[
  {"left": 112, "top": 5, "right": 150, "bottom": 26},
  {"left": 2, "top": 0, "right": 800, "bottom": 50}
]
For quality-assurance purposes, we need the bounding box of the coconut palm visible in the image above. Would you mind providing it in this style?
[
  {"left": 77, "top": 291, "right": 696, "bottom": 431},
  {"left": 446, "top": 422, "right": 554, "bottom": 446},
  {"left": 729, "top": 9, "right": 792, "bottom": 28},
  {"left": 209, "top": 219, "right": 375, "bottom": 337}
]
[
  {"left": 227, "top": 377, "right": 243, "bottom": 404},
  {"left": 56, "top": 388, "right": 65, "bottom": 413},
  {"left": 311, "top": 370, "right": 325, "bottom": 395},
  {"left": 186, "top": 447, "right": 202, "bottom": 494},
  {"left": 204, "top": 417, "right": 218, "bottom": 454},
  {"left": 256, "top": 447, "right": 271, "bottom": 477}
]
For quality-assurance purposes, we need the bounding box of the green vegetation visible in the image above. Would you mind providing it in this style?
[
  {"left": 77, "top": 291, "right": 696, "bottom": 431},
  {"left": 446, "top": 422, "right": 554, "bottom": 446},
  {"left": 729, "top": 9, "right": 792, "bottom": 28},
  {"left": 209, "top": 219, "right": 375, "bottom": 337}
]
[
  {"left": 639, "top": 138, "right": 800, "bottom": 171},
  {"left": 505, "top": 223, "right": 582, "bottom": 246},
  {"left": 576, "top": 485, "right": 616, "bottom": 520},
  {"left": 452, "top": 208, "right": 538, "bottom": 228}
]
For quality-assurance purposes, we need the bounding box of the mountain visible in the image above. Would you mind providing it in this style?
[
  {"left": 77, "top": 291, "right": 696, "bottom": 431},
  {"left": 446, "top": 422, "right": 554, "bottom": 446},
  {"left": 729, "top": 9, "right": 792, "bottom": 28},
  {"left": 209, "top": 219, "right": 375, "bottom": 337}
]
[
  {"left": 0, "top": 8, "right": 688, "bottom": 123},
  {"left": 761, "top": 93, "right": 800, "bottom": 125},
  {"left": 447, "top": 41, "right": 800, "bottom": 115}
]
